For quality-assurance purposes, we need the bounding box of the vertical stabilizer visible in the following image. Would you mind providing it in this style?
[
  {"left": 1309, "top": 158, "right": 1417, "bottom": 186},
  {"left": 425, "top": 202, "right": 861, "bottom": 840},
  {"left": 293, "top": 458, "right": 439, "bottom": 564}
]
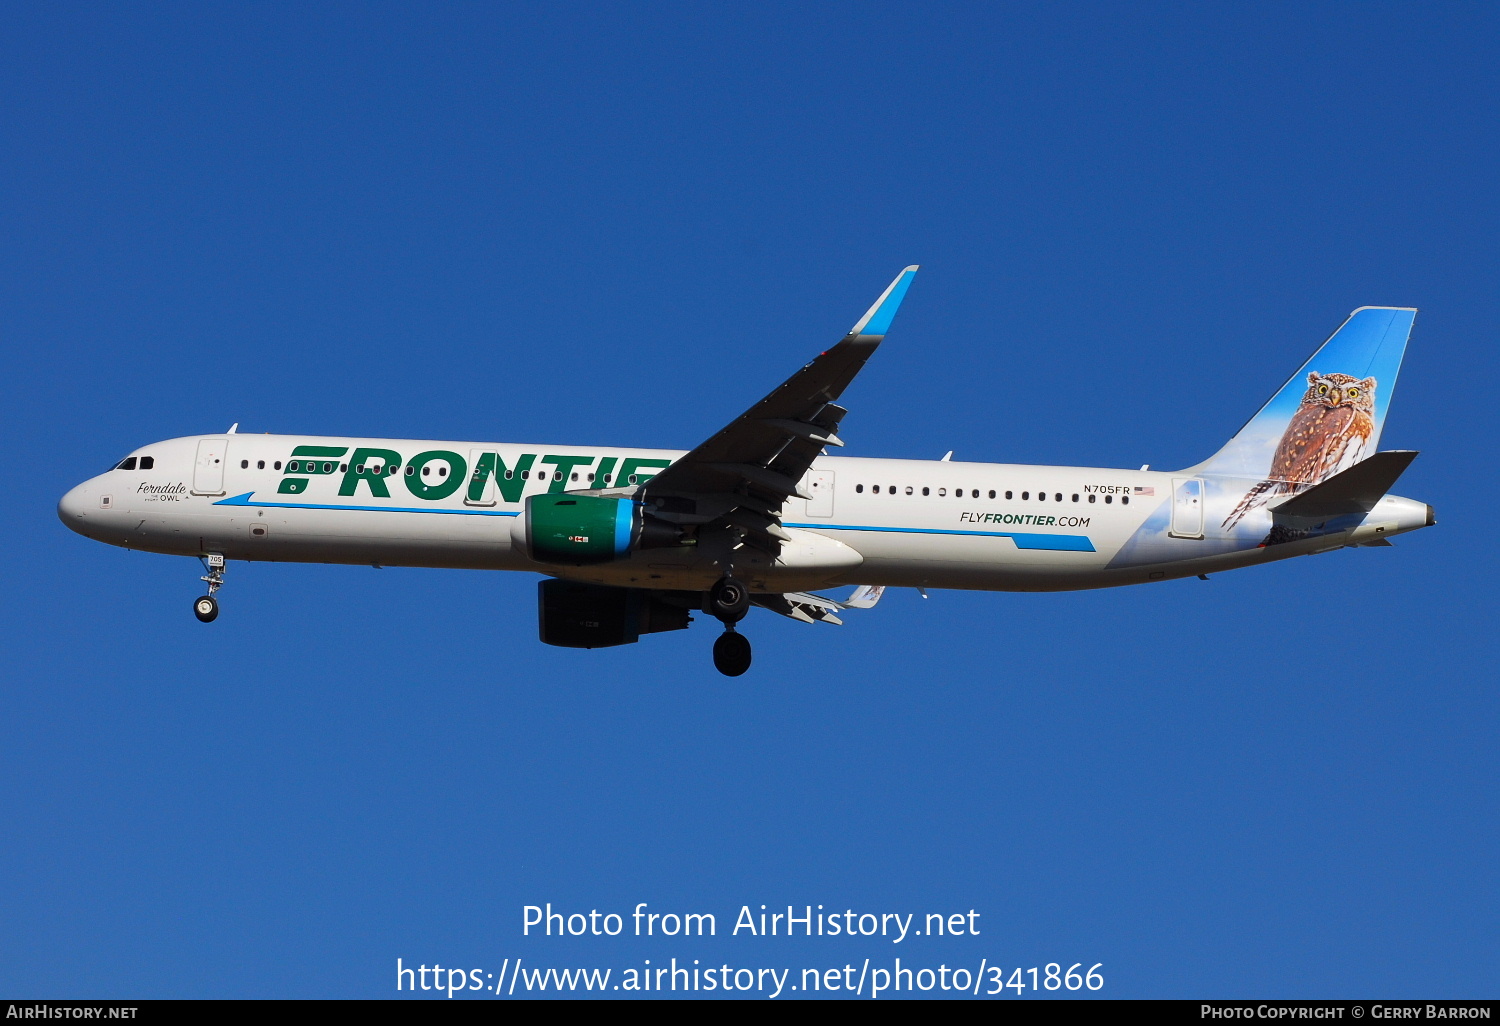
[{"left": 1196, "top": 307, "right": 1415, "bottom": 528}]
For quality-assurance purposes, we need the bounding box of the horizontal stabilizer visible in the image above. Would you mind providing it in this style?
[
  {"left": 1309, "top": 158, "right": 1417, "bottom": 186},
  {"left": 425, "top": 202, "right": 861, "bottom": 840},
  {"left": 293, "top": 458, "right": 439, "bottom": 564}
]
[
  {"left": 1272, "top": 450, "right": 1419, "bottom": 518},
  {"left": 752, "top": 585, "right": 887, "bottom": 625},
  {"left": 840, "top": 584, "right": 886, "bottom": 609}
]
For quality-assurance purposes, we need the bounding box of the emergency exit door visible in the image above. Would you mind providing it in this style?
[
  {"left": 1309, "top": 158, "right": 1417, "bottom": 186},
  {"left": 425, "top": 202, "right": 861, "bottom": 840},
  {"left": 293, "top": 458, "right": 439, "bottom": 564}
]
[
  {"left": 804, "top": 471, "right": 835, "bottom": 517},
  {"left": 1169, "top": 477, "right": 1204, "bottom": 539}
]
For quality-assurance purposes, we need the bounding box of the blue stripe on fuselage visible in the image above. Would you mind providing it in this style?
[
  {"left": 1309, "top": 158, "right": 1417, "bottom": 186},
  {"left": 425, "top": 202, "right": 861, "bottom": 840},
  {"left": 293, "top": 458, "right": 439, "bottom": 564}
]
[
  {"left": 783, "top": 521, "right": 1095, "bottom": 552},
  {"left": 213, "top": 492, "right": 519, "bottom": 516}
]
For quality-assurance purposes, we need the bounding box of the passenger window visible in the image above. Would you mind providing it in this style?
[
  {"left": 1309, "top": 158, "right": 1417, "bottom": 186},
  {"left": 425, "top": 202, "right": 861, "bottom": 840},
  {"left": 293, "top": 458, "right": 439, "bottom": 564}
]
[
  {"left": 522, "top": 471, "right": 529, "bottom": 479},
  {"left": 1005, "top": 490, "right": 1012, "bottom": 499},
  {"left": 115, "top": 457, "right": 137, "bottom": 471},
  {"left": 257, "top": 460, "right": 265, "bottom": 470},
  {"left": 274, "top": 461, "right": 282, "bottom": 470},
  {"left": 571, "top": 472, "right": 579, "bottom": 481},
  {"left": 1071, "top": 494, "right": 1079, "bottom": 502},
  {"left": 555, "top": 472, "right": 563, "bottom": 481},
  {"left": 1122, "top": 495, "right": 1130, "bottom": 505},
  {"left": 407, "top": 466, "right": 416, "bottom": 476},
  {"left": 972, "top": 489, "right": 979, "bottom": 498},
  {"left": 1105, "top": 495, "right": 1113, "bottom": 504},
  {"left": 1055, "top": 493, "right": 1062, "bottom": 502},
  {"left": 988, "top": 490, "right": 995, "bottom": 499},
  {"left": 629, "top": 475, "right": 638, "bottom": 484},
  {"left": 1088, "top": 494, "right": 1096, "bottom": 503},
  {"left": 240, "top": 459, "right": 249, "bottom": 469},
  {"left": 1022, "top": 491, "right": 1029, "bottom": 500},
  {"left": 922, "top": 487, "right": 930, "bottom": 496},
  {"left": 905, "top": 486, "right": 913, "bottom": 495},
  {"left": 856, "top": 484, "right": 864, "bottom": 493},
  {"left": 1038, "top": 492, "right": 1046, "bottom": 501},
  {"left": 139, "top": 456, "right": 154, "bottom": 470},
  {"left": 341, "top": 463, "right": 348, "bottom": 472},
  {"left": 938, "top": 488, "right": 947, "bottom": 496}
]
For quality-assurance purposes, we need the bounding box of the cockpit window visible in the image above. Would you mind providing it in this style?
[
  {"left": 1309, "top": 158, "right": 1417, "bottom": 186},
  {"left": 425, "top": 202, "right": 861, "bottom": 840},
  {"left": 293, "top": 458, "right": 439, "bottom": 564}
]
[
  {"left": 139, "top": 456, "right": 155, "bottom": 470},
  {"left": 114, "top": 457, "right": 137, "bottom": 471}
]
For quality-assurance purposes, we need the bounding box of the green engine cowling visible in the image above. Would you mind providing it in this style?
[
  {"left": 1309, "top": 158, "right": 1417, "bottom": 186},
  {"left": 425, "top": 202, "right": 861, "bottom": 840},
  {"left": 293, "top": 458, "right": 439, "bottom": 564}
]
[{"left": 516, "top": 494, "right": 682, "bottom": 565}]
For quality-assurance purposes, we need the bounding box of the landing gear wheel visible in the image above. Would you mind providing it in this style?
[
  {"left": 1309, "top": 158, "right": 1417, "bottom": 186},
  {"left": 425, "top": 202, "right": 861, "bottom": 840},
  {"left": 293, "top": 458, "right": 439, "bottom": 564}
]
[
  {"left": 712, "top": 630, "right": 752, "bottom": 677},
  {"left": 708, "top": 576, "right": 750, "bottom": 624},
  {"left": 193, "top": 595, "right": 219, "bottom": 623}
]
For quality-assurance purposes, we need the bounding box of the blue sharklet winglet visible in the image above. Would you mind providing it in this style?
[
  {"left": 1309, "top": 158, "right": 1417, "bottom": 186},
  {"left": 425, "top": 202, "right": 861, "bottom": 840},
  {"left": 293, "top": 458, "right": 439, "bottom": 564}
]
[{"left": 847, "top": 265, "right": 919, "bottom": 340}]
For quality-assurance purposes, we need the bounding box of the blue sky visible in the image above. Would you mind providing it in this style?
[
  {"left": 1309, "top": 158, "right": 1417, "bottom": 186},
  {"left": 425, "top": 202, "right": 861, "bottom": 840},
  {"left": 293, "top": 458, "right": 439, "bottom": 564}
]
[{"left": 3, "top": 2, "right": 1496, "bottom": 999}]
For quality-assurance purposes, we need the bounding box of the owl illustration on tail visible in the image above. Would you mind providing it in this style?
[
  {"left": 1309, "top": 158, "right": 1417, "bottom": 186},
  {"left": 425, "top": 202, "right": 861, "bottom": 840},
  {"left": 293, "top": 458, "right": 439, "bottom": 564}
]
[{"left": 1221, "top": 372, "right": 1376, "bottom": 529}]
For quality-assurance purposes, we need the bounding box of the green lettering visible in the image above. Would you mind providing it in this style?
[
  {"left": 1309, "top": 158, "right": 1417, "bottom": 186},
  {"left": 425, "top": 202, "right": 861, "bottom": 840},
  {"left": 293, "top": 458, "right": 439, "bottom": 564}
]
[
  {"left": 593, "top": 456, "right": 618, "bottom": 487},
  {"left": 277, "top": 478, "right": 308, "bottom": 494},
  {"left": 339, "top": 447, "right": 402, "bottom": 497},
  {"left": 493, "top": 453, "right": 536, "bottom": 503},
  {"left": 289, "top": 445, "right": 348, "bottom": 475},
  {"left": 541, "top": 454, "right": 596, "bottom": 494},
  {"left": 403, "top": 450, "right": 466, "bottom": 501},
  {"left": 616, "top": 457, "right": 673, "bottom": 486}
]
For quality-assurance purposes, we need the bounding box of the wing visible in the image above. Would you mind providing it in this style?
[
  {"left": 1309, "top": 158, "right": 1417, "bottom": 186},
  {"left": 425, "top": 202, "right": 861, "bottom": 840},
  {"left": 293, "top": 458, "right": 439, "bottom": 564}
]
[{"left": 641, "top": 266, "right": 919, "bottom": 554}]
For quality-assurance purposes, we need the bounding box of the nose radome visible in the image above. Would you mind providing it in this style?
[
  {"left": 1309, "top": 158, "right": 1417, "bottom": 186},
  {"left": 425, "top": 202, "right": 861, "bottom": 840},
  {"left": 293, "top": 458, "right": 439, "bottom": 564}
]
[{"left": 57, "top": 483, "right": 91, "bottom": 530}]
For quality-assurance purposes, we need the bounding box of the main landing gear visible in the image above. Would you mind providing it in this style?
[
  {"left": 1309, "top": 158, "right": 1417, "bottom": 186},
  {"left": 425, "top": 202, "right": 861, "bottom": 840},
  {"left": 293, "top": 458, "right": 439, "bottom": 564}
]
[
  {"left": 194, "top": 553, "right": 225, "bottom": 623},
  {"left": 707, "top": 576, "right": 752, "bottom": 677}
]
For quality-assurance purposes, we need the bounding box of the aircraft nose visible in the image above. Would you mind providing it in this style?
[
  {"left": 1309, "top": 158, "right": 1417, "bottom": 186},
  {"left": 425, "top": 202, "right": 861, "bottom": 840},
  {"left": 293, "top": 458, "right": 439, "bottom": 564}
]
[{"left": 57, "top": 482, "right": 92, "bottom": 531}]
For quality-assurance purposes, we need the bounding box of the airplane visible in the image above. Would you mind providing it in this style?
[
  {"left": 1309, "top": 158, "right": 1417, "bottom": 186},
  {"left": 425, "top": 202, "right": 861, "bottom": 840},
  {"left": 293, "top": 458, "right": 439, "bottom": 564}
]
[{"left": 57, "top": 267, "right": 1434, "bottom": 676}]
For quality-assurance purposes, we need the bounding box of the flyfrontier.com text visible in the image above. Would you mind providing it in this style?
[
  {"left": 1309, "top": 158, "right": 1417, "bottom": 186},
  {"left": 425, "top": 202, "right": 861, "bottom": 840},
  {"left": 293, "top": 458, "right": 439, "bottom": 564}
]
[{"left": 522, "top": 903, "right": 980, "bottom": 943}]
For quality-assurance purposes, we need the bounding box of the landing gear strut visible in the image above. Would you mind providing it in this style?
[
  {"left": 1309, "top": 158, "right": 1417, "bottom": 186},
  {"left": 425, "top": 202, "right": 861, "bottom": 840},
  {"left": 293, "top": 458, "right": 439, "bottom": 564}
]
[
  {"left": 707, "top": 576, "right": 753, "bottom": 676},
  {"left": 194, "top": 553, "right": 225, "bottom": 623}
]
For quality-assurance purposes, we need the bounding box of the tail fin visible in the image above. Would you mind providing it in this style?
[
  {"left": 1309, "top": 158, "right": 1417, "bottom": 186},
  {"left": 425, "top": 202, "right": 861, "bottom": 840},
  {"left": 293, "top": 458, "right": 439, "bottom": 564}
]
[{"left": 1197, "top": 307, "right": 1416, "bottom": 496}]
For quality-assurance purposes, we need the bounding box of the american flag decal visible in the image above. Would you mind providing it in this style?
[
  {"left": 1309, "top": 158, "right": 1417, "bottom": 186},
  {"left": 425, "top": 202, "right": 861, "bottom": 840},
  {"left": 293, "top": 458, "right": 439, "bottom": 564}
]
[{"left": 1134, "top": 486, "right": 1155, "bottom": 496}]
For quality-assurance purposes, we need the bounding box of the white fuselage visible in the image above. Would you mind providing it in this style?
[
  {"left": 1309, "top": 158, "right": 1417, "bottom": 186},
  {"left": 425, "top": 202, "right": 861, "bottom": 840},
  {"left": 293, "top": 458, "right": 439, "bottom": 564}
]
[{"left": 58, "top": 433, "right": 1432, "bottom": 594}]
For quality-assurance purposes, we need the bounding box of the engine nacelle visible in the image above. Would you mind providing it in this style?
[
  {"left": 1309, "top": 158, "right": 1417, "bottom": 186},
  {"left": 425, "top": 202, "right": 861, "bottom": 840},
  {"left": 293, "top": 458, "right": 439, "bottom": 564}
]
[
  {"left": 513, "top": 494, "right": 682, "bottom": 565},
  {"left": 537, "top": 580, "right": 691, "bottom": 648}
]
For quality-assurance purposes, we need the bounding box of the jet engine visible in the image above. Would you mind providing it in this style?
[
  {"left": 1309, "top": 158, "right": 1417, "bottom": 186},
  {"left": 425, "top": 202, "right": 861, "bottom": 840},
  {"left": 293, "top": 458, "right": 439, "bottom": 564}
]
[
  {"left": 537, "top": 580, "right": 691, "bottom": 648},
  {"left": 513, "top": 494, "right": 682, "bottom": 565}
]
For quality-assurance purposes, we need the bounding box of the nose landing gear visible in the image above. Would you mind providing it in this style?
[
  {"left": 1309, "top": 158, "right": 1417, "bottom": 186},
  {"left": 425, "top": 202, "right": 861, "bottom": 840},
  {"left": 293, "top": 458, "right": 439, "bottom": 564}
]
[
  {"left": 707, "top": 576, "right": 753, "bottom": 676},
  {"left": 194, "top": 553, "right": 225, "bottom": 623}
]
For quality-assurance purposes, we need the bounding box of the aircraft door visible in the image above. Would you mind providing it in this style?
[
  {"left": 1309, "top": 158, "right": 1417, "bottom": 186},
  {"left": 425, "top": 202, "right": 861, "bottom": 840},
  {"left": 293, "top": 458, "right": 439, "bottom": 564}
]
[
  {"left": 464, "top": 449, "right": 497, "bottom": 506},
  {"left": 804, "top": 471, "right": 835, "bottom": 517},
  {"left": 192, "top": 438, "right": 228, "bottom": 495},
  {"left": 1169, "top": 477, "right": 1204, "bottom": 539}
]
